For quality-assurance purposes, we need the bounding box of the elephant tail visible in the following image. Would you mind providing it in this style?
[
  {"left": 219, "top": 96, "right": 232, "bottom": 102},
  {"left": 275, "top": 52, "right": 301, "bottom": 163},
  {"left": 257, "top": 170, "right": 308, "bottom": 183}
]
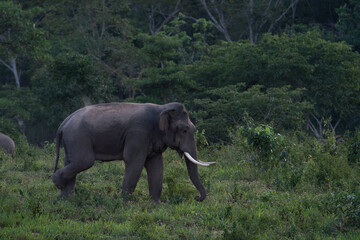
[{"left": 54, "top": 130, "right": 63, "bottom": 173}]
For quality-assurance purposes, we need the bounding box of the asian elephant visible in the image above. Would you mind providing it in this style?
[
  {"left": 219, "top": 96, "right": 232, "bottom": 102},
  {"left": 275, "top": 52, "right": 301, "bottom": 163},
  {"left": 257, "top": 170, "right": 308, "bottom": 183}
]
[
  {"left": 51, "top": 102, "right": 215, "bottom": 203},
  {"left": 0, "top": 132, "right": 15, "bottom": 155}
]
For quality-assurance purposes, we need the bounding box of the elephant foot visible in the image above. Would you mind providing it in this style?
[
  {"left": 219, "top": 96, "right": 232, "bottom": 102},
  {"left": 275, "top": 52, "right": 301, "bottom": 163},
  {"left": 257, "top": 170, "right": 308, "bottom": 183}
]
[
  {"left": 195, "top": 195, "right": 206, "bottom": 202},
  {"left": 121, "top": 191, "right": 138, "bottom": 203},
  {"left": 60, "top": 177, "right": 76, "bottom": 197},
  {"left": 60, "top": 186, "right": 74, "bottom": 197},
  {"left": 51, "top": 173, "right": 65, "bottom": 190},
  {"left": 150, "top": 195, "right": 161, "bottom": 204}
]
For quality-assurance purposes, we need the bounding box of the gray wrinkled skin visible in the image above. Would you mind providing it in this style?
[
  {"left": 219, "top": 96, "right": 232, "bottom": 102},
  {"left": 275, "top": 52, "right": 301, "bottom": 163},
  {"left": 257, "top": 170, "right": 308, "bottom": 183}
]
[
  {"left": 52, "top": 102, "right": 207, "bottom": 203},
  {"left": 0, "top": 132, "right": 15, "bottom": 155}
]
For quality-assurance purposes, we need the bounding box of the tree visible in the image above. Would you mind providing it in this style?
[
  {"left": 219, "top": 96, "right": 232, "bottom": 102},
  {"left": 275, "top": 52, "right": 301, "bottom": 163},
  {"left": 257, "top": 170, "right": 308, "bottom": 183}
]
[
  {"left": 0, "top": 85, "right": 40, "bottom": 140},
  {"left": 131, "top": 30, "right": 191, "bottom": 103},
  {"left": 191, "top": 84, "right": 312, "bottom": 142},
  {"left": 189, "top": 31, "right": 360, "bottom": 138},
  {"left": 294, "top": 0, "right": 345, "bottom": 32},
  {"left": 131, "top": 0, "right": 182, "bottom": 35},
  {"left": 336, "top": 0, "right": 360, "bottom": 52},
  {"left": 126, "top": 15, "right": 211, "bottom": 103},
  {"left": 40, "top": 0, "right": 141, "bottom": 98},
  {"left": 200, "top": 0, "right": 300, "bottom": 43},
  {"left": 33, "top": 52, "right": 114, "bottom": 128},
  {"left": 0, "top": 1, "right": 48, "bottom": 88},
  {"left": 0, "top": 1, "right": 48, "bottom": 134}
]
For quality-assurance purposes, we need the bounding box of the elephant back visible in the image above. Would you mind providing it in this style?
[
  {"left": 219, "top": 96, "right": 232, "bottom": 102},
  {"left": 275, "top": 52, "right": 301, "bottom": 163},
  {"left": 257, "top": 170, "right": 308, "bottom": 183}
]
[{"left": 0, "top": 132, "right": 15, "bottom": 155}]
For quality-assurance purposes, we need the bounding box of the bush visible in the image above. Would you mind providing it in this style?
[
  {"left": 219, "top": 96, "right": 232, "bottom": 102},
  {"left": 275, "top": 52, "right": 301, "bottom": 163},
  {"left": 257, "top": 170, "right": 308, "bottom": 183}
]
[
  {"left": 235, "top": 122, "right": 287, "bottom": 169},
  {"left": 346, "top": 128, "right": 360, "bottom": 166},
  {"left": 332, "top": 189, "right": 360, "bottom": 230}
]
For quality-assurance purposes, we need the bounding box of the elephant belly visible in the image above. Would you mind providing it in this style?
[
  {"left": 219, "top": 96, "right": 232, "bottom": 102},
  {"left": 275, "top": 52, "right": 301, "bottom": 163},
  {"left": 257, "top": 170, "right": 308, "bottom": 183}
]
[
  {"left": 91, "top": 137, "right": 125, "bottom": 161},
  {"left": 94, "top": 152, "right": 124, "bottom": 161}
]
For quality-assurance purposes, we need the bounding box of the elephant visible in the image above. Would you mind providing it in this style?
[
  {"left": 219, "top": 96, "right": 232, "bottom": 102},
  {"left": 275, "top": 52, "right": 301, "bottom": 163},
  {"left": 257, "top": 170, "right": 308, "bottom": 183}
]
[
  {"left": 51, "top": 102, "right": 215, "bottom": 203},
  {"left": 0, "top": 132, "right": 15, "bottom": 155}
]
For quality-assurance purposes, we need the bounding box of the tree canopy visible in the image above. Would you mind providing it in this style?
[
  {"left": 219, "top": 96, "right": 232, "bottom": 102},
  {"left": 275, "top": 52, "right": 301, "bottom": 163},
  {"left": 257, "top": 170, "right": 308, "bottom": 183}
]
[{"left": 0, "top": 0, "right": 359, "bottom": 143}]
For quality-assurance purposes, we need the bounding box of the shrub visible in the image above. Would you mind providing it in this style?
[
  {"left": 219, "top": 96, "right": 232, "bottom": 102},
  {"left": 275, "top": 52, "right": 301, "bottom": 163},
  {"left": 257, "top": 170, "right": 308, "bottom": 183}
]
[
  {"left": 346, "top": 128, "right": 360, "bottom": 166},
  {"left": 235, "top": 122, "right": 287, "bottom": 169},
  {"left": 333, "top": 189, "right": 360, "bottom": 230}
]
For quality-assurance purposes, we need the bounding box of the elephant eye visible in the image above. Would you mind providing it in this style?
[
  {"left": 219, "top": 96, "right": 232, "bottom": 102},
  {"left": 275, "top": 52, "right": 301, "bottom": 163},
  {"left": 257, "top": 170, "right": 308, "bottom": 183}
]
[{"left": 177, "top": 125, "right": 189, "bottom": 134}]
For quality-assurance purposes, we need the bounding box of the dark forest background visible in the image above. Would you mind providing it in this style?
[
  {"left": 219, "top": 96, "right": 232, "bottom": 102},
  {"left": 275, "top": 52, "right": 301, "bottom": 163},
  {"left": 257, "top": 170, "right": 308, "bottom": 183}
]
[
  {"left": 1, "top": 2, "right": 360, "bottom": 238},
  {"left": 1, "top": 0, "right": 360, "bottom": 144}
]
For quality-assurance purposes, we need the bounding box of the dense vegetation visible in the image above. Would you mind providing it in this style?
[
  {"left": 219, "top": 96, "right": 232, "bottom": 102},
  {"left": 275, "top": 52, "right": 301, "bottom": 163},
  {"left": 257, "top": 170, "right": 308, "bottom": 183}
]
[
  {"left": 1, "top": 129, "right": 359, "bottom": 239},
  {"left": 0, "top": 0, "right": 359, "bottom": 239},
  {"left": 1, "top": 0, "right": 360, "bottom": 143}
]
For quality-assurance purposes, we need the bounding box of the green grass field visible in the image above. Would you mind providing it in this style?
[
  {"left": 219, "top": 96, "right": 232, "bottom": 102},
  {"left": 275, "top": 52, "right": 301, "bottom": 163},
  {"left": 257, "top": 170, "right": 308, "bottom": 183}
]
[{"left": 0, "top": 134, "right": 359, "bottom": 239}]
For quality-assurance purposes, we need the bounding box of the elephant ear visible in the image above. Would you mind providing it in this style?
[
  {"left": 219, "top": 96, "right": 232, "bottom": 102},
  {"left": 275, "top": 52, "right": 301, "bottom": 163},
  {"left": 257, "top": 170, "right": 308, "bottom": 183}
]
[{"left": 159, "top": 109, "right": 174, "bottom": 133}]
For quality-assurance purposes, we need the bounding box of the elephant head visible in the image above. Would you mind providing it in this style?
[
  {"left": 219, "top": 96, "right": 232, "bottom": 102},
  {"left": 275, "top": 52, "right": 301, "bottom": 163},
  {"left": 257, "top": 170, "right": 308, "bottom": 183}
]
[{"left": 159, "top": 103, "right": 215, "bottom": 201}]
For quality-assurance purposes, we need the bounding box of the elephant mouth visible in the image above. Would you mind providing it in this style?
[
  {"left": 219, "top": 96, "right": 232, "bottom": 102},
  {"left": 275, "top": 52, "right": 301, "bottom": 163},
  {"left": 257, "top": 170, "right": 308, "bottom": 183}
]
[{"left": 176, "top": 149, "right": 185, "bottom": 159}]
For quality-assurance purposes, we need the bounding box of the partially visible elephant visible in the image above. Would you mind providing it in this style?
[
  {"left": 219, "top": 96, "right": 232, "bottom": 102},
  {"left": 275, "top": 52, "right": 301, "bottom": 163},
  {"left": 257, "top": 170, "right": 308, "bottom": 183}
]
[
  {"left": 51, "top": 102, "right": 215, "bottom": 203},
  {"left": 0, "top": 132, "right": 15, "bottom": 155}
]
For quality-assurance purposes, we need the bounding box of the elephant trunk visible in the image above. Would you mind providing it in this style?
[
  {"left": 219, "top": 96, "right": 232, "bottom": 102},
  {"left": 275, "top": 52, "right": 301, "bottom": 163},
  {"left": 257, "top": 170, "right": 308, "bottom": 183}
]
[{"left": 185, "top": 151, "right": 206, "bottom": 201}]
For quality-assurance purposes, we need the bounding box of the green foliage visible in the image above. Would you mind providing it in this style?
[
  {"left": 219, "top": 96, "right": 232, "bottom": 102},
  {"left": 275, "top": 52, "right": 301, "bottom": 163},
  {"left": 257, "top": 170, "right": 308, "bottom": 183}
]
[
  {"left": 302, "top": 151, "right": 351, "bottom": 190},
  {"left": 195, "top": 129, "right": 209, "bottom": 151},
  {"left": 0, "top": 0, "right": 49, "bottom": 90},
  {"left": 0, "top": 1, "right": 48, "bottom": 59},
  {"left": 163, "top": 154, "right": 196, "bottom": 204},
  {"left": 128, "top": 15, "right": 211, "bottom": 103},
  {"left": 192, "top": 83, "right": 312, "bottom": 142},
  {"left": 129, "top": 30, "right": 191, "bottom": 103},
  {"left": 332, "top": 189, "right": 360, "bottom": 230},
  {"left": 33, "top": 52, "right": 114, "bottom": 127},
  {"left": 336, "top": 0, "right": 360, "bottom": 51},
  {"left": 346, "top": 128, "right": 360, "bottom": 166},
  {"left": 190, "top": 31, "right": 360, "bottom": 140},
  {"left": 0, "top": 85, "right": 42, "bottom": 139},
  {"left": 237, "top": 122, "right": 287, "bottom": 169},
  {"left": 0, "top": 133, "right": 360, "bottom": 239},
  {"left": 1, "top": 1, "right": 360, "bottom": 237}
]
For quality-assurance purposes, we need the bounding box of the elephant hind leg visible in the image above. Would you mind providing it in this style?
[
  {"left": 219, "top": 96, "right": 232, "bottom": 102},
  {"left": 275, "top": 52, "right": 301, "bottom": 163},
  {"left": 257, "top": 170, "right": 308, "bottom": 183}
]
[
  {"left": 60, "top": 176, "right": 76, "bottom": 197},
  {"left": 52, "top": 155, "right": 72, "bottom": 190},
  {"left": 52, "top": 155, "right": 95, "bottom": 196}
]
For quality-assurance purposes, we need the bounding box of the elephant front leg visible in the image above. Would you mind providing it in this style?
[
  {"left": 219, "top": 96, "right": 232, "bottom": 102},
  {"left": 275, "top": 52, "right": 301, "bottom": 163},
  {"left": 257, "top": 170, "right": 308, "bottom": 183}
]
[
  {"left": 121, "top": 151, "right": 147, "bottom": 201},
  {"left": 121, "top": 163, "right": 145, "bottom": 202},
  {"left": 122, "top": 138, "right": 150, "bottom": 201},
  {"left": 145, "top": 154, "right": 164, "bottom": 204}
]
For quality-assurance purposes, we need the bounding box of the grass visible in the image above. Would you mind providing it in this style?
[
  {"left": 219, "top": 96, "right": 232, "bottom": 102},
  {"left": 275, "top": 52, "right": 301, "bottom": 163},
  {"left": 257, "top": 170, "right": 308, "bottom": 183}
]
[{"left": 0, "top": 134, "right": 359, "bottom": 239}]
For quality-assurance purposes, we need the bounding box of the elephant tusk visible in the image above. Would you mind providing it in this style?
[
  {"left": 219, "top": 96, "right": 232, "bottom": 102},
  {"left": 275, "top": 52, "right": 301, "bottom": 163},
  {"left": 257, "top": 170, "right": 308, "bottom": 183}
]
[
  {"left": 184, "top": 152, "right": 216, "bottom": 166},
  {"left": 199, "top": 160, "right": 216, "bottom": 165}
]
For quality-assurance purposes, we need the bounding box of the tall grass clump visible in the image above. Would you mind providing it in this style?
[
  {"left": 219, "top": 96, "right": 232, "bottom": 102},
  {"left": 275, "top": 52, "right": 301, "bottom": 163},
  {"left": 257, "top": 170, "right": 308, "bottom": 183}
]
[{"left": 227, "top": 122, "right": 360, "bottom": 234}]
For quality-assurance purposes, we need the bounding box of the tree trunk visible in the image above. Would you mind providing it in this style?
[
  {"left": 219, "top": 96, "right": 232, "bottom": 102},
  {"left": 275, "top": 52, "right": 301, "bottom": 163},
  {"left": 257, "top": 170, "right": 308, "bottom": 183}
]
[
  {"left": 11, "top": 57, "right": 21, "bottom": 88},
  {"left": 200, "top": 0, "right": 232, "bottom": 42},
  {"left": 0, "top": 56, "right": 21, "bottom": 88},
  {"left": 248, "top": 0, "right": 254, "bottom": 44}
]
